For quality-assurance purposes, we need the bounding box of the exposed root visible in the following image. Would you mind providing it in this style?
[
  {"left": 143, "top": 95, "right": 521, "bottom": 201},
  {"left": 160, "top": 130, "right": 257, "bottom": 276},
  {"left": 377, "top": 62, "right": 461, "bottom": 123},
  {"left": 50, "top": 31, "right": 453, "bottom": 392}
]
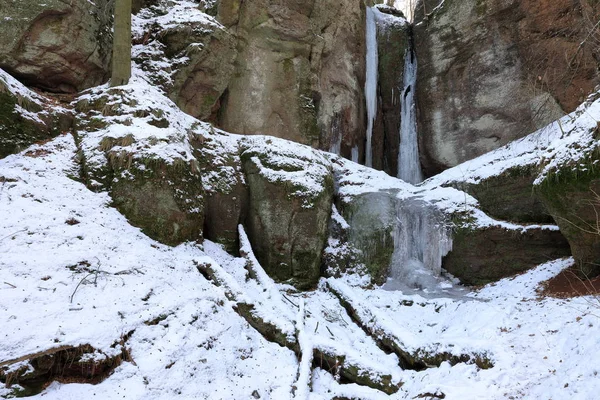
[
  {"left": 326, "top": 279, "right": 494, "bottom": 371},
  {"left": 195, "top": 260, "right": 402, "bottom": 395}
]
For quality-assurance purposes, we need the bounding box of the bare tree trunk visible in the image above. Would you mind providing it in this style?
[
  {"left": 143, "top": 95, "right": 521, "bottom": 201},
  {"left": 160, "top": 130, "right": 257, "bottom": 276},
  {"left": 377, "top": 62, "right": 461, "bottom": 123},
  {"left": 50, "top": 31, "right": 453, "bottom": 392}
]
[{"left": 110, "top": 0, "right": 132, "bottom": 87}]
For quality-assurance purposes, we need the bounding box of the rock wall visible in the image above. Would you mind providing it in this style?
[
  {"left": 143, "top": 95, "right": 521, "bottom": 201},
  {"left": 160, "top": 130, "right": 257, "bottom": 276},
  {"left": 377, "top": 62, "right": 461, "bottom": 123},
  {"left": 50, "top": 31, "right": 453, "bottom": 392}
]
[
  {"left": 414, "top": 0, "right": 599, "bottom": 176},
  {"left": 0, "top": 0, "right": 113, "bottom": 93},
  {"left": 217, "top": 0, "right": 367, "bottom": 159}
]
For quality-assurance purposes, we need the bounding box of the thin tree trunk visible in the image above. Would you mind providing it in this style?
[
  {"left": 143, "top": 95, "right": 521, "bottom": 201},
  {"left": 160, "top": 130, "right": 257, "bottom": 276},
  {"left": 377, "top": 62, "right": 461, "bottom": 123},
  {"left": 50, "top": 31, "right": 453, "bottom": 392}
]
[{"left": 110, "top": 0, "right": 132, "bottom": 87}]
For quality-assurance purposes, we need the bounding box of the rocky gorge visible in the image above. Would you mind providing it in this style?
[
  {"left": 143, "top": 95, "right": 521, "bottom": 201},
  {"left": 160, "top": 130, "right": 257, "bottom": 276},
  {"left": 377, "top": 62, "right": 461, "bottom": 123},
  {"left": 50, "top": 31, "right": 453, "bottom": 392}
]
[{"left": 1, "top": 0, "right": 600, "bottom": 398}]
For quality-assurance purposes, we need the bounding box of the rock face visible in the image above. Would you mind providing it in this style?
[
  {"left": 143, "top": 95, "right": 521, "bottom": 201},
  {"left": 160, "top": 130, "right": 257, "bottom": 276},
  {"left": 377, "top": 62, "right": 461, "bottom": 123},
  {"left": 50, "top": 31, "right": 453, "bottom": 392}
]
[
  {"left": 240, "top": 137, "right": 334, "bottom": 289},
  {"left": 414, "top": 0, "right": 599, "bottom": 175},
  {"left": 0, "top": 0, "right": 113, "bottom": 93},
  {"left": 217, "top": 0, "right": 367, "bottom": 159}
]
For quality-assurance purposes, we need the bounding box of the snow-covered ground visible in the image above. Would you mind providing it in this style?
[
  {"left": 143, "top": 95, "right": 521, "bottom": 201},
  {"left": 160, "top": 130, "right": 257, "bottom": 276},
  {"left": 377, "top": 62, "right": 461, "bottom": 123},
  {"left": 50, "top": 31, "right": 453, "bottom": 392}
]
[{"left": 1, "top": 133, "right": 599, "bottom": 399}]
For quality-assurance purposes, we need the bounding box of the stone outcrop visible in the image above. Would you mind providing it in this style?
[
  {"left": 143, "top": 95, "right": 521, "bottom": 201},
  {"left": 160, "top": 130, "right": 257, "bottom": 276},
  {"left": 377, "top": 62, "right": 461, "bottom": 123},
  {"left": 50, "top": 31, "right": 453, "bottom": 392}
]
[
  {"left": 414, "top": 0, "right": 599, "bottom": 175},
  {"left": 0, "top": 0, "right": 113, "bottom": 93},
  {"left": 240, "top": 136, "right": 334, "bottom": 289},
  {"left": 217, "top": 0, "right": 367, "bottom": 160},
  {"left": 74, "top": 87, "right": 205, "bottom": 247},
  {"left": 447, "top": 165, "right": 555, "bottom": 224}
]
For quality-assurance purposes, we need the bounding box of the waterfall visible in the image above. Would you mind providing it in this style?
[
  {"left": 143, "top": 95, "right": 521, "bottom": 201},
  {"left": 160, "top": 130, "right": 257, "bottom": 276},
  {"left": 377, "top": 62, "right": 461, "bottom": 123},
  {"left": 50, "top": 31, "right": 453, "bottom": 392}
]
[
  {"left": 387, "top": 198, "right": 453, "bottom": 290},
  {"left": 365, "top": 7, "right": 378, "bottom": 168},
  {"left": 397, "top": 46, "right": 423, "bottom": 184}
]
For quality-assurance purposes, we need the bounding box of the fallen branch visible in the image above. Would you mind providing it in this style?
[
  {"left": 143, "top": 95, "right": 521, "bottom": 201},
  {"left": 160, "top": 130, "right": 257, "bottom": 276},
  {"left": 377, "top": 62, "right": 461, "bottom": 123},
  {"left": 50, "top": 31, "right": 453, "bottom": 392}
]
[{"left": 326, "top": 279, "right": 493, "bottom": 370}]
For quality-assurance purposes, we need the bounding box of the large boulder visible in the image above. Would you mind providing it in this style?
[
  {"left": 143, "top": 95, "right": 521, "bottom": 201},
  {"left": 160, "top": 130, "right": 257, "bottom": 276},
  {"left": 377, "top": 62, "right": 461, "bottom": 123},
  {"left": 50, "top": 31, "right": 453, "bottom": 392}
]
[
  {"left": 240, "top": 136, "right": 334, "bottom": 289},
  {"left": 0, "top": 69, "right": 72, "bottom": 159},
  {"left": 537, "top": 172, "right": 600, "bottom": 278},
  {"left": 217, "top": 0, "right": 367, "bottom": 159},
  {"left": 132, "top": 1, "right": 237, "bottom": 121},
  {"left": 0, "top": 0, "right": 112, "bottom": 93},
  {"left": 414, "top": 0, "right": 599, "bottom": 175}
]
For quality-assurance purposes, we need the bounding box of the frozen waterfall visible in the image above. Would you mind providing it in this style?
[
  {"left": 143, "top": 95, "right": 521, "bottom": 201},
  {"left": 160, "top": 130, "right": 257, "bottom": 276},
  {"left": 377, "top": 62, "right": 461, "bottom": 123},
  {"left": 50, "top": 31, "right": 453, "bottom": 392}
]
[
  {"left": 387, "top": 198, "right": 453, "bottom": 290},
  {"left": 365, "top": 7, "right": 378, "bottom": 168},
  {"left": 398, "top": 47, "right": 423, "bottom": 184}
]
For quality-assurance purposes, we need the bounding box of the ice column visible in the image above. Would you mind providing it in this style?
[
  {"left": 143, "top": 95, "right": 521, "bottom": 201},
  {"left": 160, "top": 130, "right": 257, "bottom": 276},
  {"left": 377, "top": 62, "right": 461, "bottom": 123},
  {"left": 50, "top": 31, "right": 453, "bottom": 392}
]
[{"left": 398, "top": 48, "right": 423, "bottom": 184}]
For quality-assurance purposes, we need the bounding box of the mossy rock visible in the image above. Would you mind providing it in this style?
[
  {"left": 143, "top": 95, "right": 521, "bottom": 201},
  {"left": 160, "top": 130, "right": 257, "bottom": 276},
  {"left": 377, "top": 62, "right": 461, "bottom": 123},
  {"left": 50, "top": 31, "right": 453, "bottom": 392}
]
[
  {"left": 0, "top": 83, "right": 71, "bottom": 159},
  {"left": 190, "top": 130, "right": 247, "bottom": 253},
  {"left": 536, "top": 154, "right": 600, "bottom": 277},
  {"left": 109, "top": 156, "right": 205, "bottom": 246}
]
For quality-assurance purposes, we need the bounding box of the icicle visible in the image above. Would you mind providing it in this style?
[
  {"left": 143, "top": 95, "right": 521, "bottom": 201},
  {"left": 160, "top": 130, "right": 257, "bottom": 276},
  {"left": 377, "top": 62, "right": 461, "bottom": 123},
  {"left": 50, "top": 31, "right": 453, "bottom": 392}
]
[
  {"left": 365, "top": 7, "right": 378, "bottom": 168},
  {"left": 397, "top": 47, "right": 423, "bottom": 184}
]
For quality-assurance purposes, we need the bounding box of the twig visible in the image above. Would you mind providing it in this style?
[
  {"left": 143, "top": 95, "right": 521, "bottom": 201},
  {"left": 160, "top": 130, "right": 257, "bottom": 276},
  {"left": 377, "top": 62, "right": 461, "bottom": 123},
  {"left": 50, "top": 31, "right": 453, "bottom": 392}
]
[
  {"left": 3, "top": 281, "right": 16, "bottom": 288},
  {"left": 70, "top": 272, "right": 95, "bottom": 303},
  {"left": 0, "top": 229, "right": 27, "bottom": 242}
]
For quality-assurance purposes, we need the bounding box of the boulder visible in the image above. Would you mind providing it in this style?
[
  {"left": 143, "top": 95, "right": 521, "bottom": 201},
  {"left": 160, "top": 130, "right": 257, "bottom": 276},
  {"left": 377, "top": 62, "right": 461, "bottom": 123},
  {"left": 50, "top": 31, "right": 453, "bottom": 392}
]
[
  {"left": 240, "top": 136, "right": 334, "bottom": 289},
  {"left": 0, "top": 0, "right": 112, "bottom": 93},
  {"left": 218, "top": 0, "right": 367, "bottom": 159},
  {"left": 414, "top": 0, "right": 598, "bottom": 175},
  {"left": 190, "top": 129, "right": 247, "bottom": 253},
  {"left": 337, "top": 190, "right": 398, "bottom": 283},
  {"left": 447, "top": 165, "right": 554, "bottom": 224},
  {"left": 0, "top": 70, "right": 72, "bottom": 159}
]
